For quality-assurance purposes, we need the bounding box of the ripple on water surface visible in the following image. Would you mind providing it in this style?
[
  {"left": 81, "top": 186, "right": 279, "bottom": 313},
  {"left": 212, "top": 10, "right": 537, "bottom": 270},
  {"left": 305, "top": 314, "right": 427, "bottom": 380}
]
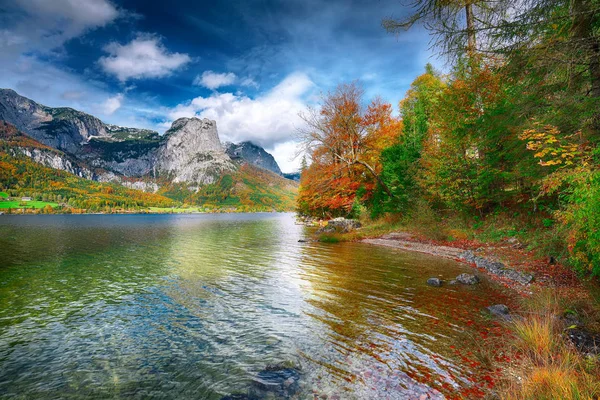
[{"left": 0, "top": 213, "right": 512, "bottom": 399}]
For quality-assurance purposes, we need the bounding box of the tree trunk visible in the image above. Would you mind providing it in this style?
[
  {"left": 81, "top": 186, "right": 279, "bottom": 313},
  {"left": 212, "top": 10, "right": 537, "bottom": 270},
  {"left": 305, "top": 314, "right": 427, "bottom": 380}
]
[
  {"left": 354, "top": 160, "right": 394, "bottom": 198},
  {"left": 465, "top": 2, "right": 476, "bottom": 54}
]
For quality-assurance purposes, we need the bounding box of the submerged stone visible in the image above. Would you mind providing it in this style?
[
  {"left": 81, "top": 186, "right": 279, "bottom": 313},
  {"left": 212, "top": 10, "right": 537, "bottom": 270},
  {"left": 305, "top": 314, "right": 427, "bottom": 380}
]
[{"left": 251, "top": 362, "right": 301, "bottom": 397}]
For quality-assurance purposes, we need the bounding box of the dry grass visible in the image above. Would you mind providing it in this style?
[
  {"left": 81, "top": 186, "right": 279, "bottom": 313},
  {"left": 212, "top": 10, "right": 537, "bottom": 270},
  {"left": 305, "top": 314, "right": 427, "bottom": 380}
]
[
  {"left": 510, "top": 364, "right": 599, "bottom": 400},
  {"left": 511, "top": 313, "right": 559, "bottom": 364},
  {"left": 499, "top": 291, "right": 600, "bottom": 400}
]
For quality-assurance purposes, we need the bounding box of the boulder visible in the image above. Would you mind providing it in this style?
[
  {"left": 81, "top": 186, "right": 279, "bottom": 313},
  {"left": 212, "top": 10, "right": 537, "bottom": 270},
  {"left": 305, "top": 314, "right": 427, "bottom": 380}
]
[
  {"left": 427, "top": 278, "right": 443, "bottom": 287},
  {"left": 456, "top": 273, "right": 480, "bottom": 285},
  {"left": 460, "top": 250, "right": 534, "bottom": 285},
  {"left": 316, "top": 225, "right": 336, "bottom": 234},
  {"left": 566, "top": 328, "right": 600, "bottom": 356},
  {"left": 486, "top": 304, "right": 511, "bottom": 320},
  {"left": 316, "top": 217, "right": 361, "bottom": 234}
]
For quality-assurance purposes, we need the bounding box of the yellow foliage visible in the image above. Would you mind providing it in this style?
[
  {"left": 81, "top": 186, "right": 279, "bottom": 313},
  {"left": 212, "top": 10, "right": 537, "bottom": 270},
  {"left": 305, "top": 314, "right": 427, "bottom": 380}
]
[{"left": 520, "top": 123, "right": 586, "bottom": 168}]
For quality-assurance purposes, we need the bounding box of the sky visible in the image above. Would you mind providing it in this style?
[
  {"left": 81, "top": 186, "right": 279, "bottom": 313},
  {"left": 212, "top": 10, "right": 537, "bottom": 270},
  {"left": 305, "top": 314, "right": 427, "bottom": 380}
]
[{"left": 0, "top": 0, "right": 438, "bottom": 173}]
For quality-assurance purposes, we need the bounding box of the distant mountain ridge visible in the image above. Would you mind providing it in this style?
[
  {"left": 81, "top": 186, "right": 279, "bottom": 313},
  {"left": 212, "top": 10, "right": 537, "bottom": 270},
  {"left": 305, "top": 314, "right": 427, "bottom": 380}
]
[
  {"left": 0, "top": 88, "right": 297, "bottom": 211},
  {"left": 0, "top": 88, "right": 287, "bottom": 185}
]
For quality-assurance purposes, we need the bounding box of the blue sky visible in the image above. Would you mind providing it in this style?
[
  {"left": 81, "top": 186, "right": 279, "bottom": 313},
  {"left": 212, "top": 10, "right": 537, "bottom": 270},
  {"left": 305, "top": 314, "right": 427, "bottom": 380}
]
[{"left": 0, "top": 0, "right": 437, "bottom": 172}]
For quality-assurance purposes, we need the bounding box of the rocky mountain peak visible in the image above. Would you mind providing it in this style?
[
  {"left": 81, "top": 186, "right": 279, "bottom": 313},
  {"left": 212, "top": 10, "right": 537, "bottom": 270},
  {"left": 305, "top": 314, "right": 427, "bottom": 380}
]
[
  {"left": 225, "top": 140, "right": 282, "bottom": 175},
  {"left": 156, "top": 117, "right": 235, "bottom": 185},
  {"left": 0, "top": 90, "right": 290, "bottom": 190},
  {"left": 165, "top": 117, "right": 223, "bottom": 153}
]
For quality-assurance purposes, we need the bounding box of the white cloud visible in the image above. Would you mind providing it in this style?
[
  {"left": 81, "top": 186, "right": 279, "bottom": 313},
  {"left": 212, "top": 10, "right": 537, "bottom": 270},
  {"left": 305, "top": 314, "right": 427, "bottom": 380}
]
[
  {"left": 101, "top": 94, "right": 124, "bottom": 115},
  {"left": 193, "top": 71, "right": 237, "bottom": 89},
  {"left": 0, "top": 56, "right": 169, "bottom": 134},
  {"left": 1, "top": 0, "right": 120, "bottom": 57},
  {"left": 166, "top": 72, "right": 314, "bottom": 172},
  {"left": 271, "top": 140, "right": 302, "bottom": 173},
  {"left": 240, "top": 77, "right": 259, "bottom": 89},
  {"left": 99, "top": 34, "right": 191, "bottom": 82},
  {"left": 18, "top": 0, "right": 119, "bottom": 28}
]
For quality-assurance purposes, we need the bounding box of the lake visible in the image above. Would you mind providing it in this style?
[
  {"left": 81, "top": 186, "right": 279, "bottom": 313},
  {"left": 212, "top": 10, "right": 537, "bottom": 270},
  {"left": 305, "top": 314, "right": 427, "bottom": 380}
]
[{"left": 0, "top": 213, "right": 511, "bottom": 399}]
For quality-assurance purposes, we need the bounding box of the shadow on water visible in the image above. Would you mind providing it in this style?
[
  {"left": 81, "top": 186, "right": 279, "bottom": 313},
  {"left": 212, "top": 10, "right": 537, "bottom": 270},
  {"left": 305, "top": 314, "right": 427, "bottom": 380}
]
[{"left": 0, "top": 213, "right": 512, "bottom": 399}]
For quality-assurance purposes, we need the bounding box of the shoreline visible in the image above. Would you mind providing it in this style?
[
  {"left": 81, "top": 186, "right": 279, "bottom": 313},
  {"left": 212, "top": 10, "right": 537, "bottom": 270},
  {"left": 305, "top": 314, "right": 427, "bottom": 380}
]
[
  {"left": 0, "top": 210, "right": 294, "bottom": 216},
  {"left": 360, "top": 232, "right": 536, "bottom": 293},
  {"left": 306, "top": 218, "right": 587, "bottom": 297}
]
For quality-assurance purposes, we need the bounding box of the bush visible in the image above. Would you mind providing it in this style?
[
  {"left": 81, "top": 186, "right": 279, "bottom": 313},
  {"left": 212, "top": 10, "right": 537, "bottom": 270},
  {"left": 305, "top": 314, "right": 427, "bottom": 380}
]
[{"left": 561, "top": 170, "right": 600, "bottom": 276}]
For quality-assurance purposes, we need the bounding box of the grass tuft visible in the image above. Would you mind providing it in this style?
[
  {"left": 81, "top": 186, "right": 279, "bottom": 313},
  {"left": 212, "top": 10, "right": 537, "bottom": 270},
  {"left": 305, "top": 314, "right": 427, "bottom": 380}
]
[{"left": 500, "top": 291, "right": 600, "bottom": 400}]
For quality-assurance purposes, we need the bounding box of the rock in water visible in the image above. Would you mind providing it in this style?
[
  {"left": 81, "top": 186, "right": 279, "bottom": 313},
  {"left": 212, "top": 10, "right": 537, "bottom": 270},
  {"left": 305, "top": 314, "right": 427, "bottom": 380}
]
[
  {"left": 456, "top": 273, "right": 480, "bottom": 285},
  {"left": 427, "top": 278, "right": 443, "bottom": 287},
  {"left": 251, "top": 363, "right": 301, "bottom": 397},
  {"left": 156, "top": 117, "right": 235, "bottom": 185}
]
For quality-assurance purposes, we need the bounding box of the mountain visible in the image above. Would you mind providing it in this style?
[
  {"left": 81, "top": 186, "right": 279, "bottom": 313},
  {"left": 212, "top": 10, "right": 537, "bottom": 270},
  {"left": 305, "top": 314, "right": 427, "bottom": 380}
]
[
  {"left": 225, "top": 141, "right": 282, "bottom": 175},
  {"left": 0, "top": 121, "right": 175, "bottom": 212},
  {"left": 0, "top": 89, "right": 297, "bottom": 212},
  {"left": 0, "top": 88, "right": 239, "bottom": 185}
]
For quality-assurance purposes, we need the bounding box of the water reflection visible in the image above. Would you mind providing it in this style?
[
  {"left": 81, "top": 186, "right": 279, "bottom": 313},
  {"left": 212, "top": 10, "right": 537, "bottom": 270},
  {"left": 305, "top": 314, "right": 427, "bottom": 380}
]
[
  {"left": 295, "top": 240, "right": 513, "bottom": 398},
  {"left": 0, "top": 213, "right": 511, "bottom": 399}
]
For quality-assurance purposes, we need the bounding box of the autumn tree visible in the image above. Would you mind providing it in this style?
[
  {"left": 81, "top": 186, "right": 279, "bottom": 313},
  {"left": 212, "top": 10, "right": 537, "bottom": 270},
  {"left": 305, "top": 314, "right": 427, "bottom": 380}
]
[{"left": 297, "top": 82, "right": 401, "bottom": 217}]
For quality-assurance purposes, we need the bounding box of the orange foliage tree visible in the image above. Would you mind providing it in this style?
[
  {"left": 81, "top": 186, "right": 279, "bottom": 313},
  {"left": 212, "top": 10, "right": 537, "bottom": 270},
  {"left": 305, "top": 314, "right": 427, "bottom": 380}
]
[{"left": 297, "top": 82, "right": 401, "bottom": 217}]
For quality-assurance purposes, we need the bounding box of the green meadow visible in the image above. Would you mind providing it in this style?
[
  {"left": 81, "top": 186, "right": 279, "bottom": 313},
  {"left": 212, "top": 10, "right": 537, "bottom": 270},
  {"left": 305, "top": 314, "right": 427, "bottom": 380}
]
[{"left": 0, "top": 200, "right": 59, "bottom": 209}]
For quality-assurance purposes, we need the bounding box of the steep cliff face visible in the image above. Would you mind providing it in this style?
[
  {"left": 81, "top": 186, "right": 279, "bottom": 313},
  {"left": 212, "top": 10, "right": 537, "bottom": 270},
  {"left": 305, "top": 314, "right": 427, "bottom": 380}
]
[
  {"left": 14, "top": 147, "right": 96, "bottom": 180},
  {"left": 0, "top": 120, "right": 94, "bottom": 179},
  {"left": 0, "top": 89, "right": 112, "bottom": 154},
  {"left": 225, "top": 141, "right": 282, "bottom": 175},
  {"left": 157, "top": 118, "right": 235, "bottom": 186}
]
